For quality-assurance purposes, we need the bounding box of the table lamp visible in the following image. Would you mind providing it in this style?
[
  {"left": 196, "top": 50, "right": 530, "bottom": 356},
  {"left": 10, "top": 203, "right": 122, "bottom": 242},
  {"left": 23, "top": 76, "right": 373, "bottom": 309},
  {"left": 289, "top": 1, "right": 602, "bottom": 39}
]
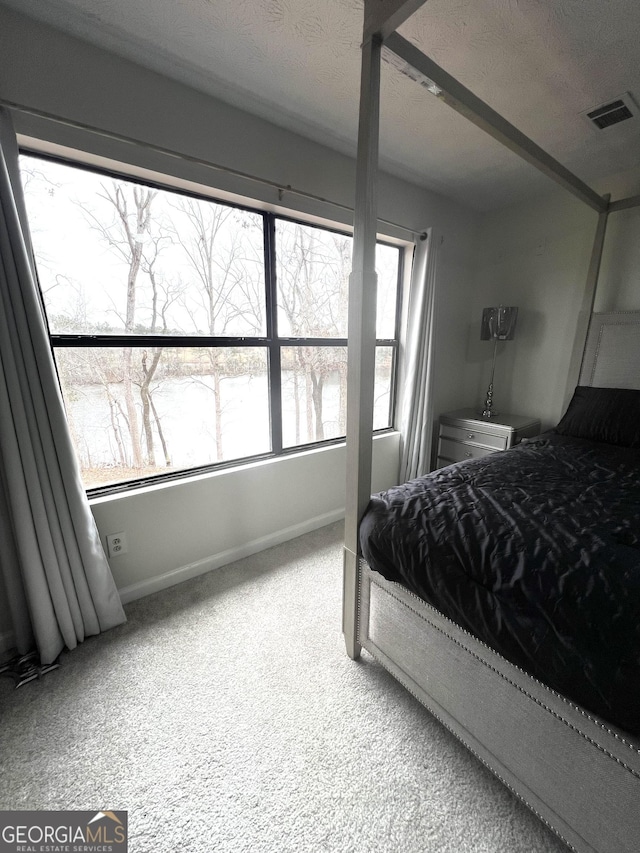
[{"left": 480, "top": 305, "right": 518, "bottom": 418}]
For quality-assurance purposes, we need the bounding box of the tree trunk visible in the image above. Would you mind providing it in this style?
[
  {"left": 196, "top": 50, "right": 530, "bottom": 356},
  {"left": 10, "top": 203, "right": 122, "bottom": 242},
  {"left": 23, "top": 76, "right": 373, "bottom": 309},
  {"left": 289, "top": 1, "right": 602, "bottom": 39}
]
[
  {"left": 293, "top": 369, "right": 301, "bottom": 445},
  {"left": 123, "top": 347, "right": 143, "bottom": 467},
  {"left": 149, "top": 394, "right": 171, "bottom": 466},
  {"left": 122, "top": 187, "right": 150, "bottom": 469},
  {"left": 214, "top": 365, "right": 223, "bottom": 461},
  {"left": 108, "top": 395, "right": 127, "bottom": 467},
  {"left": 140, "top": 386, "right": 155, "bottom": 467},
  {"left": 338, "top": 361, "right": 348, "bottom": 435},
  {"left": 305, "top": 368, "right": 314, "bottom": 442},
  {"left": 310, "top": 371, "right": 324, "bottom": 441},
  {"left": 139, "top": 347, "right": 163, "bottom": 466}
]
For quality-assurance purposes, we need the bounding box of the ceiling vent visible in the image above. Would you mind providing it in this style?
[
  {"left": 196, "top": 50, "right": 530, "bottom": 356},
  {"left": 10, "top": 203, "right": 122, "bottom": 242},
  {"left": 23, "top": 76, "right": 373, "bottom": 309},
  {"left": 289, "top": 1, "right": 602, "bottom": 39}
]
[{"left": 581, "top": 93, "right": 637, "bottom": 131}]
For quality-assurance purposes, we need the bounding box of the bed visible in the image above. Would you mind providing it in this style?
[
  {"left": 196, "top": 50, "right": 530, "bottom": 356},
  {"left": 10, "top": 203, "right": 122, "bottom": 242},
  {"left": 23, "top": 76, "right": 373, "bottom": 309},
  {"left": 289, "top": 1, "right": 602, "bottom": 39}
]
[
  {"left": 342, "top": 4, "right": 640, "bottom": 852},
  {"left": 360, "top": 424, "right": 640, "bottom": 738},
  {"left": 354, "top": 314, "right": 640, "bottom": 851}
]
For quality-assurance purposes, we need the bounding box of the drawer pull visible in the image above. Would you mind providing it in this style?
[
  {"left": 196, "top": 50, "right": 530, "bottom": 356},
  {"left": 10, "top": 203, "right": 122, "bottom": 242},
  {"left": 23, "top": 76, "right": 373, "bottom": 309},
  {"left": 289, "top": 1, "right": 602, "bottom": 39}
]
[
  {"left": 466, "top": 451, "right": 472, "bottom": 457},
  {"left": 467, "top": 432, "right": 475, "bottom": 439}
]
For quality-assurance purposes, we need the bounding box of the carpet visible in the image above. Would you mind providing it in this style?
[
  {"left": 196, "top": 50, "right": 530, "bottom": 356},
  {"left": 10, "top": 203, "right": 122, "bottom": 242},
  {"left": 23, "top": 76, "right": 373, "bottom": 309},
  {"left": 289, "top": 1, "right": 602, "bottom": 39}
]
[{"left": 0, "top": 522, "right": 569, "bottom": 852}]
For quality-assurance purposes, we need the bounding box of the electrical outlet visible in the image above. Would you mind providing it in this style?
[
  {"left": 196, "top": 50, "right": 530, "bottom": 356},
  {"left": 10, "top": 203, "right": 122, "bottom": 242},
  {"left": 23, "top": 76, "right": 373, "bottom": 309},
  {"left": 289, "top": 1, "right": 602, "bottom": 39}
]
[{"left": 106, "top": 531, "right": 128, "bottom": 558}]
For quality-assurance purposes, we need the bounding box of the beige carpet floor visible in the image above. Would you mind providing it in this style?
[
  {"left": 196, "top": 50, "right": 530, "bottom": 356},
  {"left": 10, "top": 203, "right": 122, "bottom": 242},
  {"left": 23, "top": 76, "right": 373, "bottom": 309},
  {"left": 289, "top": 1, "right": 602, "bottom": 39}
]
[{"left": 0, "top": 522, "right": 569, "bottom": 852}]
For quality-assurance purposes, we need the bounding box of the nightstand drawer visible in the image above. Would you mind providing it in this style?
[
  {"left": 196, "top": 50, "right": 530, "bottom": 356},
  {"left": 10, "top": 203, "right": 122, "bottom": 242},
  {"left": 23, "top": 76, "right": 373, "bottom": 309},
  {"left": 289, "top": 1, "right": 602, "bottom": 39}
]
[
  {"left": 438, "top": 437, "right": 496, "bottom": 464},
  {"left": 436, "top": 409, "right": 541, "bottom": 471},
  {"left": 439, "top": 423, "right": 508, "bottom": 451}
]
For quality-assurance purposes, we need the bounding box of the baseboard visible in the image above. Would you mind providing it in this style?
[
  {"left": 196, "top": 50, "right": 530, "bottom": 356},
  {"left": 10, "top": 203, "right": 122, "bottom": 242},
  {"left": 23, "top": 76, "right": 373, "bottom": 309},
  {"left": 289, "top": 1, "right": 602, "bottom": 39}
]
[
  {"left": 0, "top": 511, "right": 344, "bottom": 646},
  {"left": 117, "top": 508, "right": 345, "bottom": 605}
]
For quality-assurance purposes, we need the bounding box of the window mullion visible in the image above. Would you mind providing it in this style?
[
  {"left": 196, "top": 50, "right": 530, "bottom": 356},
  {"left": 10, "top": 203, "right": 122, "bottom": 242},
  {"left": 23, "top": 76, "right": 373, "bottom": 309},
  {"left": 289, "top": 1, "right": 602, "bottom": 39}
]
[
  {"left": 264, "top": 214, "right": 283, "bottom": 454},
  {"left": 50, "top": 335, "right": 270, "bottom": 347}
]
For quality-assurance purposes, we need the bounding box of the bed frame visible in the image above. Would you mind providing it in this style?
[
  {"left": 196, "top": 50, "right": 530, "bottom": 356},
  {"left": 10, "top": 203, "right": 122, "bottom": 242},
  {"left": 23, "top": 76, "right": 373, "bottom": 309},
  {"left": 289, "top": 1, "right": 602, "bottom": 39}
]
[
  {"left": 357, "top": 311, "right": 640, "bottom": 853},
  {"left": 359, "top": 552, "right": 640, "bottom": 853},
  {"left": 342, "top": 4, "right": 640, "bottom": 852},
  {"left": 358, "top": 335, "right": 640, "bottom": 853}
]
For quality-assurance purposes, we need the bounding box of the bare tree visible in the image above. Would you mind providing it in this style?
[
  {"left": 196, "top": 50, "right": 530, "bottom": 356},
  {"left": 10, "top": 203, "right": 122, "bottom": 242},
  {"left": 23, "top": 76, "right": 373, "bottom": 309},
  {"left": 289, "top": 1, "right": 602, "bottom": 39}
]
[
  {"left": 277, "top": 224, "right": 351, "bottom": 442},
  {"left": 173, "top": 200, "right": 264, "bottom": 460},
  {"left": 81, "top": 182, "right": 177, "bottom": 470},
  {"left": 136, "top": 237, "right": 179, "bottom": 468},
  {"left": 55, "top": 347, "right": 132, "bottom": 471}
]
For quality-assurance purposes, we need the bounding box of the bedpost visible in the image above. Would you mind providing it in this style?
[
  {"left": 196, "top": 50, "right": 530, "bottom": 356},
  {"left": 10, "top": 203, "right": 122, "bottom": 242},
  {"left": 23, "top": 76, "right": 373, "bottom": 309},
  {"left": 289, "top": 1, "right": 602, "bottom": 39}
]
[
  {"left": 343, "top": 18, "right": 382, "bottom": 660},
  {"left": 563, "top": 195, "right": 610, "bottom": 410},
  {"left": 364, "top": 0, "right": 428, "bottom": 41}
]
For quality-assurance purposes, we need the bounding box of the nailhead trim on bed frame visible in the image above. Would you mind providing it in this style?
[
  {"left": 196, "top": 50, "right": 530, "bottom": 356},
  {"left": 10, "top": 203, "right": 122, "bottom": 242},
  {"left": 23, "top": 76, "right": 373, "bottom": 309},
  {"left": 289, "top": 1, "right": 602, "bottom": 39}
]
[
  {"left": 362, "top": 634, "right": 578, "bottom": 852},
  {"left": 357, "top": 558, "right": 640, "bottom": 853},
  {"left": 362, "top": 567, "right": 640, "bottom": 772}
]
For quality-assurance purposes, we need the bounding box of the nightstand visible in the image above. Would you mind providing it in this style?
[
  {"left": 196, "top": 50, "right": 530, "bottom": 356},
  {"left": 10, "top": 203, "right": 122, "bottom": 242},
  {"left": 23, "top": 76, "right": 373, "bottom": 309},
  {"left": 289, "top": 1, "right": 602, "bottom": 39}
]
[{"left": 436, "top": 408, "right": 541, "bottom": 468}]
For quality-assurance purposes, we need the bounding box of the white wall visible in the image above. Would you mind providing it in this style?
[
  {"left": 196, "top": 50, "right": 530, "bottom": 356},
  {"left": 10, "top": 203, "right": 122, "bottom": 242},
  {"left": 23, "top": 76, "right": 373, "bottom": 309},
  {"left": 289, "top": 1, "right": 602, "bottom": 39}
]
[
  {"left": 597, "top": 205, "right": 640, "bottom": 312},
  {"left": 469, "top": 181, "right": 640, "bottom": 431},
  {"left": 0, "top": 6, "right": 478, "bottom": 244},
  {"left": 0, "top": 6, "right": 480, "bottom": 621},
  {"left": 469, "top": 192, "right": 597, "bottom": 429},
  {"left": 92, "top": 433, "right": 399, "bottom": 601}
]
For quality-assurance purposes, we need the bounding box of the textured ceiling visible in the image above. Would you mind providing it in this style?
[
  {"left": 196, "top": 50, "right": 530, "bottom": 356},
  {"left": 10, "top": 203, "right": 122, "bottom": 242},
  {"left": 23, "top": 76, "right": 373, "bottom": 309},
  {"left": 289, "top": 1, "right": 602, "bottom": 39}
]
[{"left": 3, "top": 0, "right": 640, "bottom": 210}]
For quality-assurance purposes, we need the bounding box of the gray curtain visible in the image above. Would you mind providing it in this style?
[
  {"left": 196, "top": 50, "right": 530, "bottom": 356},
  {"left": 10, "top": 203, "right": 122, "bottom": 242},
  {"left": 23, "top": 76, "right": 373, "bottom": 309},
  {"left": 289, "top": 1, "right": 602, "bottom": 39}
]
[
  {"left": 0, "top": 108, "right": 125, "bottom": 665},
  {"left": 399, "top": 229, "right": 439, "bottom": 482}
]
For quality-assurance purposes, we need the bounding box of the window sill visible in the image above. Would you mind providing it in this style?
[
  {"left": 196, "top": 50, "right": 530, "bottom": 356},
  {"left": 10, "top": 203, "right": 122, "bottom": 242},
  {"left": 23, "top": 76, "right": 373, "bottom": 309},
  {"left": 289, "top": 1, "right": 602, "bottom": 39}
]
[{"left": 88, "top": 430, "right": 399, "bottom": 506}]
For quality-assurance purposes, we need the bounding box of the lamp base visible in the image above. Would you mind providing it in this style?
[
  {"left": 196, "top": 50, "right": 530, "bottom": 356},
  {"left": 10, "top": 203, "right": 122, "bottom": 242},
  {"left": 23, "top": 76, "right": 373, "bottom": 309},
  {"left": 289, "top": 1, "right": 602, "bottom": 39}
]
[{"left": 481, "top": 382, "right": 496, "bottom": 419}]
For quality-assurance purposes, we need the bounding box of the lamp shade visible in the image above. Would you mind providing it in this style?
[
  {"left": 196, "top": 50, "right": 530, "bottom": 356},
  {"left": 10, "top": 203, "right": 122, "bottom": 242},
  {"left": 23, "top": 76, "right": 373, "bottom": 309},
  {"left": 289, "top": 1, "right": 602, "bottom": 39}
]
[{"left": 481, "top": 306, "right": 518, "bottom": 341}]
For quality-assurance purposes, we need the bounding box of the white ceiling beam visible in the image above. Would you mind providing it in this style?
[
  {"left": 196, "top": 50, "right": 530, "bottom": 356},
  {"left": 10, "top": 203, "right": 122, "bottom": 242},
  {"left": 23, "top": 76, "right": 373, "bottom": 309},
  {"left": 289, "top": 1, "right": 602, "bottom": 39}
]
[
  {"left": 385, "top": 33, "right": 608, "bottom": 213},
  {"left": 608, "top": 194, "right": 640, "bottom": 213},
  {"left": 364, "top": 0, "right": 428, "bottom": 41}
]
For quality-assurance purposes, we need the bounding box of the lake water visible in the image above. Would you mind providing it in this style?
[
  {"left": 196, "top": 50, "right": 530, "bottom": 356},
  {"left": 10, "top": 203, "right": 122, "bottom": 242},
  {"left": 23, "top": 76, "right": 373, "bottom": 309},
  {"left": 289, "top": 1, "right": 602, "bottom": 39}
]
[{"left": 66, "top": 370, "right": 390, "bottom": 473}]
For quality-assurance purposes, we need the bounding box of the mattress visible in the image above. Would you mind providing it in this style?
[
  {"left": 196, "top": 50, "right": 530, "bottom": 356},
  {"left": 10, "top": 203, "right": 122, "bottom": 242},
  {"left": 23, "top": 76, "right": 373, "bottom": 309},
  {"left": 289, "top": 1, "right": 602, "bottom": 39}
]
[{"left": 359, "top": 434, "right": 640, "bottom": 735}]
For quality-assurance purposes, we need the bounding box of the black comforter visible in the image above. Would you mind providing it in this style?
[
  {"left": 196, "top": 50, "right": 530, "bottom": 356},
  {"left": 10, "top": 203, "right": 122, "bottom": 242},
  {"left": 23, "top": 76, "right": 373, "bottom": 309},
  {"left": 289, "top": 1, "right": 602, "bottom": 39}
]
[{"left": 359, "top": 434, "right": 640, "bottom": 735}]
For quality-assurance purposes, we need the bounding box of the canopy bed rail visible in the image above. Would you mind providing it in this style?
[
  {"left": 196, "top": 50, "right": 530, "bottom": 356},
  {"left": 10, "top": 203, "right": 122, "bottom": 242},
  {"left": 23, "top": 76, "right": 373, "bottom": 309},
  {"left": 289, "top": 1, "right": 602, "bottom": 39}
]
[{"left": 343, "top": 2, "right": 640, "bottom": 851}]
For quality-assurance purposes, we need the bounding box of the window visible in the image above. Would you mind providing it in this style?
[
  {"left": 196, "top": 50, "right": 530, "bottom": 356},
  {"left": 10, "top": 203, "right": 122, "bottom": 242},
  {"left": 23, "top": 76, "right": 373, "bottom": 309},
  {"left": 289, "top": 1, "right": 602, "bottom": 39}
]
[{"left": 20, "top": 154, "right": 402, "bottom": 492}]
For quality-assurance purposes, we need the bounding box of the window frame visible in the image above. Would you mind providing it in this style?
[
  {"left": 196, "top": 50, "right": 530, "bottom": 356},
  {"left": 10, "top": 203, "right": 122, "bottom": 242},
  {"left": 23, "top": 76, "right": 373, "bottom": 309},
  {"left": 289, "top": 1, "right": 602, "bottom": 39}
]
[{"left": 20, "top": 150, "right": 403, "bottom": 497}]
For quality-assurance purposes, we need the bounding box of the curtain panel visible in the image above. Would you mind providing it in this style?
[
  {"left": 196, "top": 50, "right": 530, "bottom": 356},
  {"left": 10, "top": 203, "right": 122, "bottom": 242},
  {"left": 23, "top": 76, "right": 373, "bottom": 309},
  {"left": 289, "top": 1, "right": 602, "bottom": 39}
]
[
  {"left": 0, "top": 108, "right": 125, "bottom": 666},
  {"left": 399, "top": 230, "right": 439, "bottom": 483}
]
